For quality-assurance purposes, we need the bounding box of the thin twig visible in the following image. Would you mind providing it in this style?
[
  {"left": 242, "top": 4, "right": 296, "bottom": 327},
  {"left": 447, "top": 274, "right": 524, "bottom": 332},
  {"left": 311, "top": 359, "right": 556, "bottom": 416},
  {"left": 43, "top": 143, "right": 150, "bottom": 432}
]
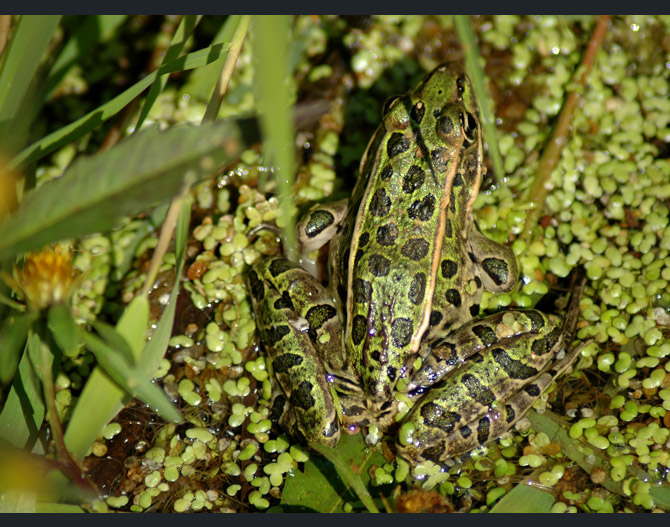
[
  {"left": 139, "top": 178, "right": 193, "bottom": 298},
  {"left": 38, "top": 329, "right": 97, "bottom": 494},
  {"left": 523, "top": 15, "right": 611, "bottom": 238},
  {"left": 201, "top": 15, "right": 251, "bottom": 125}
]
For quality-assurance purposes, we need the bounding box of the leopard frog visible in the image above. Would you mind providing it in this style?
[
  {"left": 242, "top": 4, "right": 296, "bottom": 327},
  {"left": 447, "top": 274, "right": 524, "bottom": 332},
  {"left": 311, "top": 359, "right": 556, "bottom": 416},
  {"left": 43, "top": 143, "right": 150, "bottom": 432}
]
[{"left": 247, "top": 64, "right": 582, "bottom": 466}]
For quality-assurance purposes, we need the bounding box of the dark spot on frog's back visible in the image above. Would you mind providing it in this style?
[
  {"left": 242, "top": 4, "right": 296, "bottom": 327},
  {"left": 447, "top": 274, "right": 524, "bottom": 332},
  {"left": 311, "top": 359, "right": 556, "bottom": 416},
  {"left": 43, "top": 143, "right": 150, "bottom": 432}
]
[
  {"left": 351, "top": 314, "right": 367, "bottom": 346},
  {"left": 368, "top": 254, "right": 391, "bottom": 277},
  {"left": 492, "top": 347, "right": 538, "bottom": 379},
  {"left": 525, "top": 310, "right": 545, "bottom": 332},
  {"left": 407, "top": 194, "right": 436, "bottom": 222},
  {"left": 305, "top": 304, "right": 337, "bottom": 342},
  {"left": 420, "top": 402, "right": 460, "bottom": 433},
  {"left": 247, "top": 269, "right": 264, "bottom": 301},
  {"left": 402, "top": 165, "right": 425, "bottom": 194},
  {"left": 391, "top": 317, "right": 413, "bottom": 348},
  {"left": 459, "top": 425, "right": 472, "bottom": 439},
  {"left": 505, "top": 404, "right": 516, "bottom": 423},
  {"left": 477, "top": 416, "right": 490, "bottom": 444},
  {"left": 265, "top": 325, "right": 290, "bottom": 346},
  {"left": 269, "top": 258, "right": 295, "bottom": 277},
  {"left": 387, "top": 132, "right": 411, "bottom": 158},
  {"left": 408, "top": 272, "right": 427, "bottom": 305},
  {"left": 471, "top": 324, "right": 498, "bottom": 346},
  {"left": 353, "top": 278, "right": 372, "bottom": 303},
  {"left": 437, "top": 114, "right": 454, "bottom": 137},
  {"left": 482, "top": 257, "right": 510, "bottom": 286},
  {"left": 369, "top": 188, "right": 391, "bottom": 217},
  {"left": 444, "top": 218, "right": 452, "bottom": 238},
  {"left": 289, "top": 380, "right": 315, "bottom": 410},
  {"left": 401, "top": 238, "right": 430, "bottom": 261},
  {"left": 445, "top": 288, "right": 461, "bottom": 307},
  {"left": 272, "top": 352, "right": 303, "bottom": 374},
  {"left": 429, "top": 310, "right": 443, "bottom": 326},
  {"left": 524, "top": 383, "right": 541, "bottom": 397},
  {"left": 380, "top": 164, "right": 393, "bottom": 181},
  {"left": 304, "top": 209, "right": 335, "bottom": 238},
  {"left": 273, "top": 291, "right": 294, "bottom": 311},
  {"left": 376, "top": 223, "right": 399, "bottom": 246},
  {"left": 358, "top": 231, "right": 370, "bottom": 247},
  {"left": 441, "top": 259, "right": 458, "bottom": 279},
  {"left": 462, "top": 373, "right": 496, "bottom": 406}
]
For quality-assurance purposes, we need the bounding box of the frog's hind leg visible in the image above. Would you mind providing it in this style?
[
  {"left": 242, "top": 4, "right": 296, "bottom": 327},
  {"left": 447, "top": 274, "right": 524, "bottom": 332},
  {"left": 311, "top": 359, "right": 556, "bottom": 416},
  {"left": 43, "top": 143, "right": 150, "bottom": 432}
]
[
  {"left": 486, "top": 337, "right": 588, "bottom": 442},
  {"left": 248, "top": 256, "right": 344, "bottom": 446}
]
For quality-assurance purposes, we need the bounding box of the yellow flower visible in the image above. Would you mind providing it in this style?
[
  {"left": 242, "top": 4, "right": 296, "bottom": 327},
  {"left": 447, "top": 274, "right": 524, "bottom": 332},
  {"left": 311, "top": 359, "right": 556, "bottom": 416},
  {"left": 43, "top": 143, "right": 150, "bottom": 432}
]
[{"left": 4, "top": 246, "right": 81, "bottom": 311}]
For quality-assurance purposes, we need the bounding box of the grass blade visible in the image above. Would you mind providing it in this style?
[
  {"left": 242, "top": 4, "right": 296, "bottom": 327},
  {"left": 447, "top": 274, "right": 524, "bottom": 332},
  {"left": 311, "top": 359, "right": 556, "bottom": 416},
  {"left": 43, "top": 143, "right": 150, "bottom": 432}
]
[
  {"left": 42, "top": 15, "right": 127, "bottom": 100},
  {"left": 0, "top": 334, "right": 45, "bottom": 448},
  {"left": 0, "top": 15, "right": 61, "bottom": 122},
  {"left": 80, "top": 330, "right": 182, "bottom": 423},
  {"left": 454, "top": 15, "right": 505, "bottom": 179},
  {"left": 251, "top": 15, "right": 297, "bottom": 258},
  {"left": 10, "top": 43, "right": 229, "bottom": 169},
  {"left": 0, "top": 312, "right": 35, "bottom": 384},
  {"left": 133, "top": 15, "right": 201, "bottom": 132}
]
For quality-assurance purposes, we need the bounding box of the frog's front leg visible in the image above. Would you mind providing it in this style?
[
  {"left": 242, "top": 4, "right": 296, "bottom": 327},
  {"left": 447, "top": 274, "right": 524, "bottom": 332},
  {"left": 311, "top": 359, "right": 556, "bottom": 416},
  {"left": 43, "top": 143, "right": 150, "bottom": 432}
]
[
  {"left": 397, "top": 306, "right": 578, "bottom": 465},
  {"left": 467, "top": 221, "right": 518, "bottom": 293},
  {"left": 248, "top": 257, "right": 343, "bottom": 446},
  {"left": 296, "top": 199, "right": 348, "bottom": 277}
]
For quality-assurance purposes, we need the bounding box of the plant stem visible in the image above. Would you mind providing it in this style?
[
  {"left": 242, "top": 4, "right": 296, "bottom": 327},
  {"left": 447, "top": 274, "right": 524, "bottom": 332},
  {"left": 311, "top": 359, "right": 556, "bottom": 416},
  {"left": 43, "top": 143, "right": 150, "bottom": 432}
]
[{"left": 522, "top": 15, "right": 611, "bottom": 238}]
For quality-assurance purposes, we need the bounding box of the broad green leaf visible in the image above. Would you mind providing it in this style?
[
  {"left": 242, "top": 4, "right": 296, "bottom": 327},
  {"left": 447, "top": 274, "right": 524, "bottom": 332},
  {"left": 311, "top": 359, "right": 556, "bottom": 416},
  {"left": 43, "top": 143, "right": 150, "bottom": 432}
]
[
  {"left": 282, "top": 433, "right": 384, "bottom": 512},
  {"left": 65, "top": 201, "right": 190, "bottom": 461},
  {"left": 529, "top": 410, "right": 670, "bottom": 511},
  {"left": 10, "top": 43, "right": 230, "bottom": 169},
  {"left": 454, "top": 15, "right": 504, "bottom": 179},
  {"left": 280, "top": 453, "right": 356, "bottom": 512},
  {"left": 63, "top": 367, "right": 127, "bottom": 462},
  {"left": 46, "top": 305, "right": 78, "bottom": 357},
  {"left": 0, "top": 341, "right": 45, "bottom": 448},
  {"left": 489, "top": 484, "right": 555, "bottom": 513},
  {"left": 0, "top": 119, "right": 251, "bottom": 262},
  {"left": 80, "top": 331, "right": 182, "bottom": 424},
  {"left": 0, "top": 490, "right": 36, "bottom": 513},
  {"left": 115, "top": 295, "right": 150, "bottom": 360},
  {"left": 0, "top": 312, "right": 35, "bottom": 384}
]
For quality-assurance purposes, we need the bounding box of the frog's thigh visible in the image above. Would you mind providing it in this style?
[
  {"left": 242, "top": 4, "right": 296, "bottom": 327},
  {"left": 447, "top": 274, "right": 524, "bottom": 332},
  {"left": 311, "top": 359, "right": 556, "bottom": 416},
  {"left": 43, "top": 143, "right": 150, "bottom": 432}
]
[
  {"left": 467, "top": 222, "right": 518, "bottom": 292},
  {"left": 248, "top": 257, "right": 341, "bottom": 446},
  {"left": 410, "top": 309, "right": 553, "bottom": 390},
  {"left": 398, "top": 309, "right": 567, "bottom": 465}
]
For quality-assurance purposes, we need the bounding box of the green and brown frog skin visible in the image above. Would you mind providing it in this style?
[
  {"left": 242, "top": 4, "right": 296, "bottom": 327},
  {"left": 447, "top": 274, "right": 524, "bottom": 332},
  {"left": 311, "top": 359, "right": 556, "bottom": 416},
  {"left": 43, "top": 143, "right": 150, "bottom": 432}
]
[{"left": 247, "top": 63, "right": 582, "bottom": 467}]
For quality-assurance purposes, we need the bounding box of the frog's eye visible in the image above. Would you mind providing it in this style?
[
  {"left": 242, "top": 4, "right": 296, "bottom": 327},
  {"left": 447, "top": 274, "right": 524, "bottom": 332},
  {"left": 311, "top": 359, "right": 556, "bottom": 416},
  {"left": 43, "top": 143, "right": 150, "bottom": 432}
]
[
  {"left": 382, "top": 96, "right": 401, "bottom": 116},
  {"left": 460, "top": 111, "right": 478, "bottom": 145}
]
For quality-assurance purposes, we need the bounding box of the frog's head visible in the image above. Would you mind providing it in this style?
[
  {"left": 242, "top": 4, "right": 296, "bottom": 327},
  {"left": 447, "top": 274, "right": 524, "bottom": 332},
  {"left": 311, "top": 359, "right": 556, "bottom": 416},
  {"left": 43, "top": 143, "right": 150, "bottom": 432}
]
[{"left": 381, "top": 64, "right": 482, "bottom": 177}]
